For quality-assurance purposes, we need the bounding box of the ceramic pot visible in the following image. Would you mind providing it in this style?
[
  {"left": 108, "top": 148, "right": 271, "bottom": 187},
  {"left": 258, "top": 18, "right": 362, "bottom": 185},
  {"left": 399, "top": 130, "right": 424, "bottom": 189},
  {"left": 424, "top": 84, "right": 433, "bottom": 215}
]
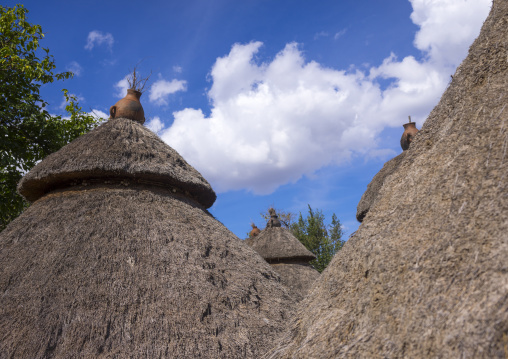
[
  {"left": 110, "top": 89, "right": 145, "bottom": 124},
  {"left": 250, "top": 224, "right": 261, "bottom": 238},
  {"left": 400, "top": 121, "right": 419, "bottom": 150}
]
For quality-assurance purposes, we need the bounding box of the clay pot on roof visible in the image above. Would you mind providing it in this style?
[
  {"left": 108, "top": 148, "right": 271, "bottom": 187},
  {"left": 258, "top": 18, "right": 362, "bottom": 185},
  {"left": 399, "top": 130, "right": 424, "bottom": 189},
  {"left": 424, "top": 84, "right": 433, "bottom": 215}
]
[
  {"left": 250, "top": 223, "right": 261, "bottom": 238},
  {"left": 110, "top": 88, "right": 145, "bottom": 124},
  {"left": 400, "top": 117, "right": 419, "bottom": 150}
]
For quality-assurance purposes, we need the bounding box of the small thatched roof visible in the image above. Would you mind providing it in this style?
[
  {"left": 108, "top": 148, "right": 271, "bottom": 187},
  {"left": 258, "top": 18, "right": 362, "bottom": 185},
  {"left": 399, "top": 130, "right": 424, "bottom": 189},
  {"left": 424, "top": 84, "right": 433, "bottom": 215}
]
[
  {"left": 1, "top": 117, "right": 296, "bottom": 357},
  {"left": 246, "top": 211, "right": 319, "bottom": 301},
  {"left": 18, "top": 118, "right": 216, "bottom": 208},
  {"left": 268, "top": 1, "right": 508, "bottom": 357},
  {"left": 246, "top": 227, "right": 316, "bottom": 263},
  {"left": 356, "top": 151, "right": 407, "bottom": 222}
]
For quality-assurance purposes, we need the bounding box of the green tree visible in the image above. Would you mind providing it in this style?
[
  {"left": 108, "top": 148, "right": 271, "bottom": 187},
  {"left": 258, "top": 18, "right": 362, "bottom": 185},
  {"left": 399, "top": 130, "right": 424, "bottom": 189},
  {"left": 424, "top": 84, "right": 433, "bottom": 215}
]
[
  {"left": 0, "top": 4, "right": 101, "bottom": 231},
  {"left": 291, "top": 205, "right": 344, "bottom": 273}
]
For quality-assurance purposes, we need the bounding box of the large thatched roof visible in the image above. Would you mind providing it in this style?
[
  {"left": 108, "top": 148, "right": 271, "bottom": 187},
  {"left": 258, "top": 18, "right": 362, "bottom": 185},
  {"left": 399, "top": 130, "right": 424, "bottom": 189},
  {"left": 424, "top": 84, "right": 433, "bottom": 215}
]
[
  {"left": 0, "top": 117, "right": 296, "bottom": 358},
  {"left": 356, "top": 151, "right": 407, "bottom": 222},
  {"left": 17, "top": 118, "right": 216, "bottom": 208},
  {"left": 268, "top": 1, "right": 507, "bottom": 358},
  {"left": 245, "top": 227, "right": 316, "bottom": 263}
]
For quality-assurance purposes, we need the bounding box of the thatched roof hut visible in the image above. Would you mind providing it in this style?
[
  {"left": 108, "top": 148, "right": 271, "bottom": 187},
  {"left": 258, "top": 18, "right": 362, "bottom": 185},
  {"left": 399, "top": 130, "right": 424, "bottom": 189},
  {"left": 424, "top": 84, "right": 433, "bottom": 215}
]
[
  {"left": 268, "top": 1, "right": 508, "bottom": 357},
  {"left": 246, "top": 209, "right": 319, "bottom": 301},
  {"left": 0, "top": 111, "right": 296, "bottom": 357}
]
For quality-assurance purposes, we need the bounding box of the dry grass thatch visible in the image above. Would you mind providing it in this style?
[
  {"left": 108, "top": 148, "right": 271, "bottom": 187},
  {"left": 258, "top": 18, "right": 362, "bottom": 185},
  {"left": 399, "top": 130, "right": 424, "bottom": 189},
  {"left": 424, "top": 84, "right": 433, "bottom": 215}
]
[
  {"left": 18, "top": 118, "right": 216, "bottom": 208},
  {"left": 0, "top": 118, "right": 297, "bottom": 358},
  {"left": 246, "top": 227, "right": 319, "bottom": 301},
  {"left": 269, "top": 263, "right": 320, "bottom": 302},
  {"left": 245, "top": 227, "right": 316, "bottom": 263},
  {"left": 267, "top": 1, "right": 508, "bottom": 358},
  {"left": 356, "top": 151, "right": 407, "bottom": 222}
]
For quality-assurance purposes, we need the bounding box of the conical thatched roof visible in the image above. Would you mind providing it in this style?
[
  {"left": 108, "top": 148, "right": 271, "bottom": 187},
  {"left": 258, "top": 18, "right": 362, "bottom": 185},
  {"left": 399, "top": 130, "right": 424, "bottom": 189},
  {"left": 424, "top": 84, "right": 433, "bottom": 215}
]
[
  {"left": 268, "top": 1, "right": 508, "bottom": 358},
  {"left": 356, "top": 151, "right": 407, "bottom": 222},
  {"left": 18, "top": 118, "right": 216, "bottom": 208},
  {"left": 245, "top": 210, "right": 319, "bottom": 300},
  {"left": 246, "top": 227, "right": 316, "bottom": 262},
  {"left": 246, "top": 227, "right": 319, "bottom": 301},
  {"left": 0, "top": 117, "right": 296, "bottom": 358}
]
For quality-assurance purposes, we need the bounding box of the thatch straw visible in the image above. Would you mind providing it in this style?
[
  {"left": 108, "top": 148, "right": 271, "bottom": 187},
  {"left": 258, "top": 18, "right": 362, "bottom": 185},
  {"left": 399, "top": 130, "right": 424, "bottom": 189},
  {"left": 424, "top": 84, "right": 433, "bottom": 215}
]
[
  {"left": 267, "top": 1, "right": 508, "bottom": 357},
  {"left": 1, "top": 118, "right": 296, "bottom": 358},
  {"left": 269, "top": 263, "right": 319, "bottom": 302},
  {"left": 356, "top": 151, "right": 407, "bottom": 222},
  {"left": 18, "top": 118, "right": 216, "bottom": 208}
]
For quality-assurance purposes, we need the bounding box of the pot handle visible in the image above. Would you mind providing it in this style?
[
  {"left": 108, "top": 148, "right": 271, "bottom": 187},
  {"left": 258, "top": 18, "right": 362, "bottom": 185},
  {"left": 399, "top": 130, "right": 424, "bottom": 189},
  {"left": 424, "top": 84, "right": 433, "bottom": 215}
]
[{"left": 110, "top": 105, "right": 116, "bottom": 119}]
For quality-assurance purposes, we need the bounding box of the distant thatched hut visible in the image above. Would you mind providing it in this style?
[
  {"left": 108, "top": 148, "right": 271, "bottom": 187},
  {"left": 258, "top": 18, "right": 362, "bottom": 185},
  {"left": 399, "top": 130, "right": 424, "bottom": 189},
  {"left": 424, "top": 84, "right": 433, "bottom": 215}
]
[
  {"left": 0, "top": 103, "right": 295, "bottom": 357},
  {"left": 268, "top": 1, "right": 508, "bottom": 357},
  {"left": 246, "top": 209, "right": 319, "bottom": 301}
]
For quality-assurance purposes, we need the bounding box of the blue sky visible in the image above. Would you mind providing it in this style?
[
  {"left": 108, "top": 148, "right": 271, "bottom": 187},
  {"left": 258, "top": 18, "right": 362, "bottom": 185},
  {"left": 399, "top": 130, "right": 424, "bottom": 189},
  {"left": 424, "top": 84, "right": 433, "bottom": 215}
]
[{"left": 9, "top": 0, "right": 491, "bottom": 238}]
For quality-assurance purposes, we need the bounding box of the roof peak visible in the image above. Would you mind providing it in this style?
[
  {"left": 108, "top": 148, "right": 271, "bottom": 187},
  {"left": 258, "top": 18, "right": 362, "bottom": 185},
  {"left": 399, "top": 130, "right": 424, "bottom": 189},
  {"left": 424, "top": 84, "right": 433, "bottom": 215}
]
[{"left": 266, "top": 208, "right": 282, "bottom": 228}]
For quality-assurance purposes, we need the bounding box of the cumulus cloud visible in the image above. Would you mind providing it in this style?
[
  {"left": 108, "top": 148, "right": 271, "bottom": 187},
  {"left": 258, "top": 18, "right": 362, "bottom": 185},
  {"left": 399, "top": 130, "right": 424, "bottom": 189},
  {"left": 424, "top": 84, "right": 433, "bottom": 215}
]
[
  {"left": 148, "top": 78, "right": 187, "bottom": 105},
  {"left": 155, "top": 0, "right": 491, "bottom": 194},
  {"left": 113, "top": 76, "right": 129, "bottom": 98},
  {"left": 66, "top": 61, "right": 83, "bottom": 76},
  {"left": 146, "top": 116, "right": 164, "bottom": 133},
  {"left": 410, "top": 0, "right": 491, "bottom": 66},
  {"left": 85, "top": 30, "right": 114, "bottom": 50},
  {"left": 90, "top": 109, "right": 109, "bottom": 121}
]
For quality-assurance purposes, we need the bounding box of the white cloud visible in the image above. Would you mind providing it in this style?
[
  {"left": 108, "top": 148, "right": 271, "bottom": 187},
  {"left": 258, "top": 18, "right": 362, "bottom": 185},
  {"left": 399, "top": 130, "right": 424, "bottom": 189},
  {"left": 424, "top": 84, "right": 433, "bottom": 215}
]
[
  {"left": 173, "top": 65, "right": 183, "bottom": 73},
  {"left": 66, "top": 61, "right": 83, "bottom": 76},
  {"left": 155, "top": 0, "right": 491, "bottom": 194},
  {"left": 410, "top": 0, "right": 491, "bottom": 66},
  {"left": 146, "top": 116, "right": 164, "bottom": 134},
  {"left": 314, "top": 31, "right": 329, "bottom": 40},
  {"left": 89, "top": 109, "right": 109, "bottom": 121},
  {"left": 334, "top": 29, "right": 347, "bottom": 40},
  {"left": 148, "top": 78, "right": 187, "bottom": 105},
  {"left": 85, "top": 30, "right": 114, "bottom": 50},
  {"left": 114, "top": 76, "right": 130, "bottom": 98}
]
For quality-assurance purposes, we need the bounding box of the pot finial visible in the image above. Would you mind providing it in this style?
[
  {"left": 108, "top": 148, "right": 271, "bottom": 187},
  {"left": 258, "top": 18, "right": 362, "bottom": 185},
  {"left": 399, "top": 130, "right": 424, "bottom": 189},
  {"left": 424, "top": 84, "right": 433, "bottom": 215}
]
[
  {"left": 400, "top": 116, "right": 419, "bottom": 151},
  {"left": 266, "top": 208, "right": 282, "bottom": 228}
]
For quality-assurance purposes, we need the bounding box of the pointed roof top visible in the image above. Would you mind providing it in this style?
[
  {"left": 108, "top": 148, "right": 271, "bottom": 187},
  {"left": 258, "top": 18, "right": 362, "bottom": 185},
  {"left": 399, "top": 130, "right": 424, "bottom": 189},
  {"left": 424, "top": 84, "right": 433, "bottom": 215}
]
[
  {"left": 247, "top": 210, "right": 316, "bottom": 262},
  {"left": 18, "top": 118, "right": 216, "bottom": 208},
  {"left": 266, "top": 208, "right": 282, "bottom": 228}
]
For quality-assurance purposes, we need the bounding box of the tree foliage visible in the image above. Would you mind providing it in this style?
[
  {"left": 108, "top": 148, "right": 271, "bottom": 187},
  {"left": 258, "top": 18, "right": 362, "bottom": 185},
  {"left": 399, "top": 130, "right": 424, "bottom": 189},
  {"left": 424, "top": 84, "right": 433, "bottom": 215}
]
[
  {"left": 291, "top": 205, "right": 344, "bottom": 273},
  {"left": 0, "top": 4, "right": 101, "bottom": 231},
  {"left": 260, "top": 205, "right": 344, "bottom": 272}
]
